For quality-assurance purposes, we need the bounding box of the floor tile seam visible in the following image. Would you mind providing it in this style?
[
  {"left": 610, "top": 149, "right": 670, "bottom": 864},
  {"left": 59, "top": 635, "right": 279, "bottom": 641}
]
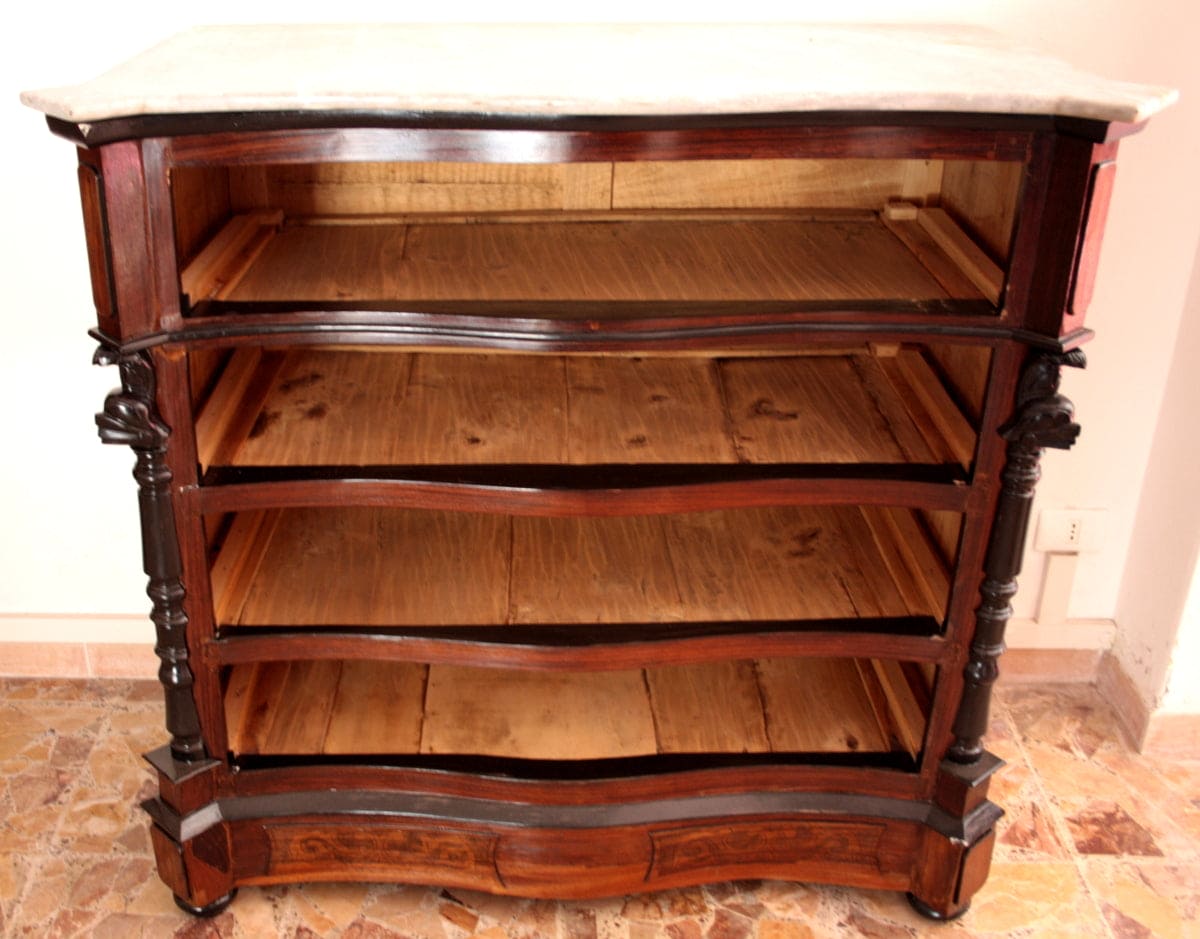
[
  {"left": 990, "top": 694, "right": 1081, "bottom": 862},
  {"left": 6, "top": 852, "right": 59, "bottom": 936},
  {"left": 993, "top": 694, "right": 1120, "bottom": 939}
]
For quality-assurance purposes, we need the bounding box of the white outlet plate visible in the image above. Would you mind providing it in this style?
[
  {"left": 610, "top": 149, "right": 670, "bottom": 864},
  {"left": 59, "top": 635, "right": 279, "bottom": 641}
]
[{"left": 1035, "top": 508, "right": 1107, "bottom": 553}]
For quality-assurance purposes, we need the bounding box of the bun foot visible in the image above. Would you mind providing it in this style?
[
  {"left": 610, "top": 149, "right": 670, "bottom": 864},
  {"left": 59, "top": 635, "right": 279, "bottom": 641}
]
[
  {"left": 906, "top": 891, "right": 969, "bottom": 921},
  {"left": 174, "top": 889, "right": 237, "bottom": 917}
]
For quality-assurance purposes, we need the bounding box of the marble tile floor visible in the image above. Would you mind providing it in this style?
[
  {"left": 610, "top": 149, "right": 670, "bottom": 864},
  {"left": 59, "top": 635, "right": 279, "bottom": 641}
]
[{"left": 1, "top": 678, "right": 1196, "bottom": 938}]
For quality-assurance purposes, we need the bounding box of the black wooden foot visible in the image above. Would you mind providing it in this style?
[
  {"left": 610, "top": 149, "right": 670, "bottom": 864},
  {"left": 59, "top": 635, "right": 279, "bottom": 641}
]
[
  {"left": 906, "top": 892, "right": 969, "bottom": 921},
  {"left": 174, "top": 889, "right": 237, "bottom": 917}
]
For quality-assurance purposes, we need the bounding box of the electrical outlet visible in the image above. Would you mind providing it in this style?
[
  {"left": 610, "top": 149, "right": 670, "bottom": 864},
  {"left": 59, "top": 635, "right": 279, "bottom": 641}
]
[{"left": 1035, "top": 509, "right": 1107, "bottom": 553}]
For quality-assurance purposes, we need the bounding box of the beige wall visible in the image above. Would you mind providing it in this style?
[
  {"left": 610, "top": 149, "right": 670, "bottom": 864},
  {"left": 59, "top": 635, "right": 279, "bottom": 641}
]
[{"left": 2, "top": 1, "right": 1196, "bottom": 716}]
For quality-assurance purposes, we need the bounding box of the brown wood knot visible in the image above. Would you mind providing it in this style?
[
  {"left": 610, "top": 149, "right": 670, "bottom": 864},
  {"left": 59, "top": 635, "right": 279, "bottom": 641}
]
[
  {"left": 786, "top": 528, "right": 821, "bottom": 558},
  {"left": 626, "top": 435, "right": 649, "bottom": 447},
  {"left": 248, "top": 411, "right": 281, "bottom": 439},
  {"left": 304, "top": 404, "right": 328, "bottom": 420},
  {"left": 750, "top": 398, "right": 799, "bottom": 421},
  {"left": 278, "top": 372, "right": 323, "bottom": 394}
]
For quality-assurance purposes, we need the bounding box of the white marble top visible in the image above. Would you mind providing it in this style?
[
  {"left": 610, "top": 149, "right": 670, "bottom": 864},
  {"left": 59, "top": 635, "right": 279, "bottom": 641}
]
[{"left": 21, "top": 23, "right": 1176, "bottom": 126}]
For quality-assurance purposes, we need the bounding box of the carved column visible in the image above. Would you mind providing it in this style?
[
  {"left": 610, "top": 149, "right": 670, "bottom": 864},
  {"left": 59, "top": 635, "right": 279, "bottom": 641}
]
[
  {"left": 95, "top": 343, "right": 205, "bottom": 761},
  {"left": 949, "top": 348, "right": 1086, "bottom": 764}
]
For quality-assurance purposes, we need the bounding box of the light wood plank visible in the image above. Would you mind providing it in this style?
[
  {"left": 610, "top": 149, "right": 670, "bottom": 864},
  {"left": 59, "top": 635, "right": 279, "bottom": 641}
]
[
  {"left": 208, "top": 510, "right": 283, "bottom": 626},
  {"left": 719, "top": 356, "right": 917, "bottom": 464},
  {"left": 228, "top": 223, "right": 409, "bottom": 301},
  {"left": 565, "top": 357, "right": 737, "bottom": 463},
  {"left": 647, "top": 661, "right": 770, "bottom": 753},
  {"left": 230, "top": 349, "right": 416, "bottom": 466},
  {"left": 181, "top": 210, "right": 283, "bottom": 302},
  {"left": 226, "top": 218, "right": 951, "bottom": 303},
  {"left": 882, "top": 212, "right": 985, "bottom": 299},
  {"left": 259, "top": 162, "right": 600, "bottom": 216},
  {"left": 860, "top": 507, "right": 952, "bottom": 619},
  {"left": 231, "top": 661, "right": 291, "bottom": 754},
  {"left": 323, "top": 661, "right": 427, "bottom": 754},
  {"left": 221, "top": 662, "right": 258, "bottom": 753},
  {"left": 230, "top": 508, "right": 511, "bottom": 626},
  {"left": 206, "top": 348, "right": 975, "bottom": 469},
  {"left": 227, "top": 165, "right": 271, "bottom": 210},
  {"left": 661, "top": 506, "right": 932, "bottom": 621},
  {"left": 612, "top": 159, "right": 943, "bottom": 210},
  {"left": 227, "top": 656, "right": 923, "bottom": 758},
  {"left": 421, "top": 665, "right": 657, "bottom": 759},
  {"left": 260, "top": 660, "right": 343, "bottom": 753},
  {"left": 171, "top": 166, "right": 232, "bottom": 265},
  {"left": 756, "top": 658, "right": 889, "bottom": 752},
  {"left": 404, "top": 354, "right": 569, "bottom": 464},
  {"left": 848, "top": 354, "right": 951, "bottom": 464},
  {"left": 508, "top": 516, "right": 682, "bottom": 623},
  {"left": 829, "top": 507, "right": 920, "bottom": 618},
  {"left": 922, "top": 344, "right": 991, "bottom": 423},
  {"left": 215, "top": 505, "right": 949, "bottom": 629},
  {"left": 920, "top": 508, "right": 963, "bottom": 571},
  {"left": 885, "top": 349, "right": 977, "bottom": 467},
  {"left": 916, "top": 207, "right": 1005, "bottom": 303},
  {"left": 194, "top": 348, "right": 288, "bottom": 470},
  {"left": 937, "top": 160, "right": 1023, "bottom": 263},
  {"left": 870, "top": 659, "right": 929, "bottom": 758},
  {"left": 561, "top": 163, "right": 613, "bottom": 210}
]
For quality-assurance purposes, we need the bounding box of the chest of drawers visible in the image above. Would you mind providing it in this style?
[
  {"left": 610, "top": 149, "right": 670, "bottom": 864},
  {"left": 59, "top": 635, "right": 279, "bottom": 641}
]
[{"left": 23, "top": 23, "right": 1172, "bottom": 919}]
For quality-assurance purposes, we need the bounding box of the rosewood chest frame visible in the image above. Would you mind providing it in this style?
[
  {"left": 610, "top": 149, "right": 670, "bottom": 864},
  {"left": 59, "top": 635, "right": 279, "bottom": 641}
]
[{"left": 23, "top": 25, "right": 1172, "bottom": 922}]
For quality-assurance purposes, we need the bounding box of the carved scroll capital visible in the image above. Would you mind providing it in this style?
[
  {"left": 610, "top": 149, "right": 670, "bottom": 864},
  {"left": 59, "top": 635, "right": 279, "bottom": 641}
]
[
  {"left": 94, "top": 345, "right": 169, "bottom": 450},
  {"left": 999, "top": 349, "right": 1086, "bottom": 453}
]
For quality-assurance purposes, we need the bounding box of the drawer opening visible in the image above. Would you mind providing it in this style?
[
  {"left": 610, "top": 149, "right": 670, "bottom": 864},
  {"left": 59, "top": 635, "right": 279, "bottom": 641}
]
[
  {"left": 170, "top": 157, "right": 1022, "bottom": 315},
  {"left": 190, "top": 344, "right": 987, "bottom": 477},
  {"left": 222, "top": 656, "right": 935, "bottom": 770},
  {"left": 204, "top": 504, "right": 957, "bottom": 633}
]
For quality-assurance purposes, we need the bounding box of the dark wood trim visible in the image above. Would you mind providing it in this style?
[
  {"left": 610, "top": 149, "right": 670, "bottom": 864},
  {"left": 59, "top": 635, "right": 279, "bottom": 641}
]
[
  {"left": 187, "top": 297, "right": 999, "bottom": 322},
  {"left": 163, "top": 124, "right": 1034, "bottom": 167},
  {"left": 227, "top": 751, "right": 920, "bottom": 783},
  {"left": 918, "top": 341, "right": 1026, "bottom": 786},
  {"left": 196, "top": 466, "right": 970, "bottom": 517},
  {"left": 949, "top": 349, "right": 1085, "bottom": 763},
  {"left": 153, "top": 787, "right": 939, "bottom": 839},
  {"left": 143, "top": 139, "right": 185, "bottom": 333},
  {"left": 75, "top": 149, "right": 119, "bottom": 337},
  {"left": 51, "top": 108, "right": 1090, "bottom": 150},
  {"left": 209, "top": 618, "right": 946, "bottom": 670},
  {"left": 94, "top": 315, "right": 1096, "bottom": 359},
  {"left": 1006, "top": 132, "right": 1119, "bottom": 336},
  {"left": 94, "top": 141, "right": 156, "bottom": 339},
  {"left": 1053, "top": 115, "right": 1147, "bottom": 143},
  {"left": 94, "top": 343, "right": 204, "bottom": 760},
  {"left": 219, "top": 759, "right": 926, "bottom": 804}
]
